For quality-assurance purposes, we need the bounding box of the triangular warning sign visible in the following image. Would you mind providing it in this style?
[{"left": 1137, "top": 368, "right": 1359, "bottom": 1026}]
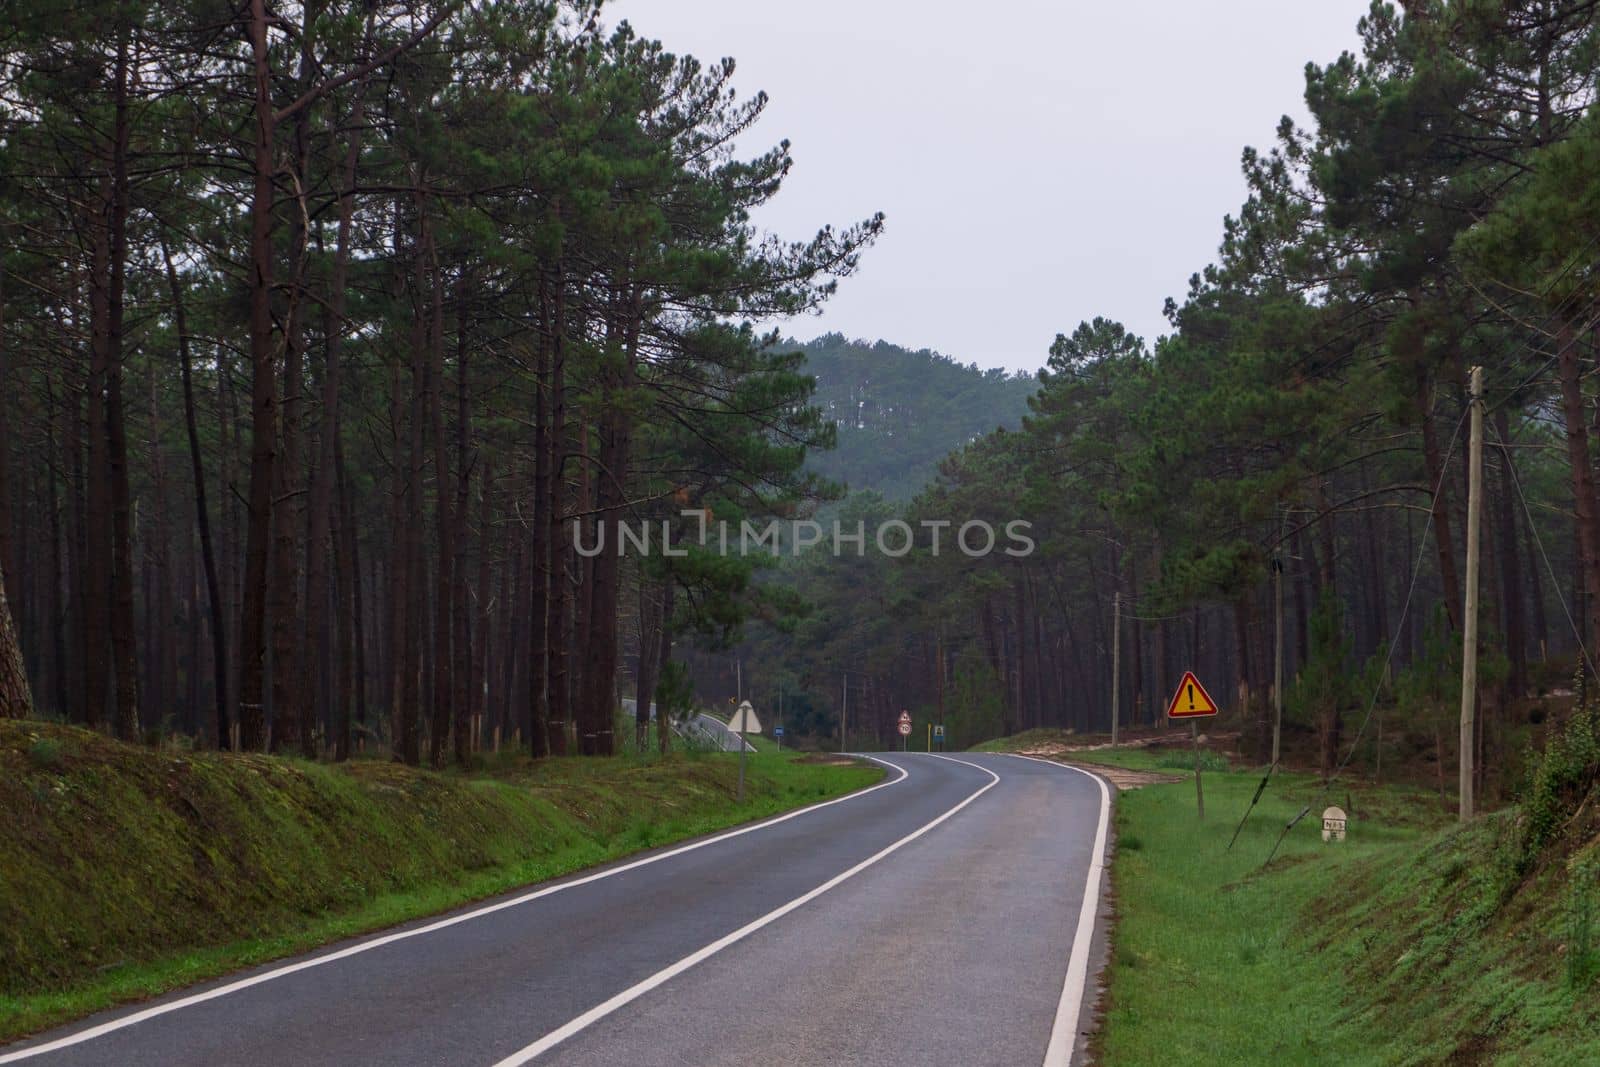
[{"left": 1165, "top": 671, "right": 1219, "bottom": 719}]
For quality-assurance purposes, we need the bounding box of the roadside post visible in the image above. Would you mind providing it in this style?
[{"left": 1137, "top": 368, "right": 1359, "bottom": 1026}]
[
  {"left": 1322, "top": 806, "right": 1348, "bottom": 842},
  {"left": 898, "top": 710, "right": 912, "bottom": 750},
  {"left": 1459, "top": 365, "right": 1483, "bottom": 821},
  {"left": 1164, "top": 670, "right": 1219, "bottom": 819},
  {"left": 729, "top": 700, "right": 762, "bottom": 802},
  {"left": 1111, "top": 590, "right": 1121, "bottom": 747}
]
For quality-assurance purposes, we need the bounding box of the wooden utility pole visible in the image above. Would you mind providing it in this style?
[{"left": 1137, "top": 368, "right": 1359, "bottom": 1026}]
[
  {"left": 735, "top": 706, "right": 747, "bottom": 804},
  {"left": 840, "top": 671, "right": 847, "bottom": 754},
  {"left": 1459, "top": 365, "right": 1484, "bottom": 821},
  {"left": 1272, "top": 553, "right": 1284, "bottom": 767},
  {"left": 1110, "top": 590, "right": 1121, "bottom": 746}
]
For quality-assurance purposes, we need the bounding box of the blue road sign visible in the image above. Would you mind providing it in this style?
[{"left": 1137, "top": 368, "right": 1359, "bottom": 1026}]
[{"left": 773, "top": 726, "right": 785, "bottom": 737}]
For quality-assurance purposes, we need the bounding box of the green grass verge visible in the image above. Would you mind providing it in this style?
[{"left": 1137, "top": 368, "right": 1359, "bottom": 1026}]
[
  {"left": 0, "top": 722, "right": 879, "bottom": 1042},
  {"left": 1064, "top": 748, "right": 1600, "bottom": 1065}
]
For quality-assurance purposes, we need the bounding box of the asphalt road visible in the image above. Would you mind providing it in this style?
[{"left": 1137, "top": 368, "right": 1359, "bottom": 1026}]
[{"left": 1, "top": 752, "right": 1111, "bottom": 1067}]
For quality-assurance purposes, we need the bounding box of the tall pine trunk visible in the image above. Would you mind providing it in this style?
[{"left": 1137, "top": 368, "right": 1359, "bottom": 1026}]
[
  {"left": 307, "top": 53, "right": 369, "bottom": 764},
  {"left": 84, "top": 191, "right": 114, "bottom": 732},
  {"left": 427, "top": 253, "right": 453, "bottom": 768},
  {"left": 655, "top": 577, "right": 674, "bottom": 754},
  {"left": 268, "top": 38, "right": 317, "bottom": 755},
  {"left": 0, "top": 224, "right": 13, "bottom": 608},
  {"left": 526, "top": 274, "right": 552, "bottom": 758},
  {"left": 545, "top": 269, "right": 570, "bottom": 756},
  {"left": 0, "top": 568, "right": 31, "bottom": 718},
  {"left": 1554, "top": 320, "right": 1600, "bottom": 648},
  {"left": 451, "top": 282, "right": 474, "bottom": 766},
  {"left": 237, "top": 0, "right": 279, "bottom": 751},
  {"left": 1492, "top": 408, "right": 1528, "bottom": 696},
  {"left": 165, "top": 240, "right": 229, "bottom": 748},
  {"left": 1418, "top": 371, "right": 1465, "bottom": 633},
  {"left": 577, "top": 299, "right": 639, "bottom": 757}
]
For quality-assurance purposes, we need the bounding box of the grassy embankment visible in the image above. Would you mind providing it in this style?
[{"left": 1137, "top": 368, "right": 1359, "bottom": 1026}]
[
  {"left": 979, "top": 731, "right": 1600, "bottom": 1065},
  {"left": 0, "top": 720, "right": 879, "bottom": 1042}
]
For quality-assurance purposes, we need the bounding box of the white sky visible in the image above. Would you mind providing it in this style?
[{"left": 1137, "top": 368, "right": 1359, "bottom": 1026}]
[{"left": 606, "top": 1, "right": 1374, "bottom": 374}]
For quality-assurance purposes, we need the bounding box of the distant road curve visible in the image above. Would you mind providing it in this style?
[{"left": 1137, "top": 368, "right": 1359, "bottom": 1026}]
[{"left": 618, "top": 699, "right": 755, "bottom": 753}]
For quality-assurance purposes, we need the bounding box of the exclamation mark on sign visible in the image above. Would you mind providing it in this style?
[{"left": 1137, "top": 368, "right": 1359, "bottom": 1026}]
[{"left": 1187, "top": 684, "right": 1195, "bottom": 711}]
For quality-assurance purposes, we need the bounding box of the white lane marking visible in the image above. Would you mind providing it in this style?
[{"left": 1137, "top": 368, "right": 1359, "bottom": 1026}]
[
  {"left": 0, "top": 758, "right": 911, "bottom": 1064},
  {"left": 491, "top": 755, "right": 1002, "bottom": 1066},
  {"left": 1006, "top": 754, "right": 1112, "bottom": 1067}
]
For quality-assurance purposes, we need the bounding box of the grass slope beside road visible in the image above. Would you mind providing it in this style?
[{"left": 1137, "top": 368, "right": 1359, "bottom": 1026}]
[
  {"left": 1032, "top": 744, "right": 1600, "bottom": 1065},
  {"left": 0, "top": 721, "right": 880, "bottom": 1043}
]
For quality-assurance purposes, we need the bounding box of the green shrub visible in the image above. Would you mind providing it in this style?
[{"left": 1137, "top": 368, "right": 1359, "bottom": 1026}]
[
  {"left": 1518, "top": 699, "right": 1600, "bottom": 873},
  {"left": 1567, "top": 859, "right": 1599, "bottom": 991},
  {"left": 26, "top": 737, "right": 63, "bottom": 771}
]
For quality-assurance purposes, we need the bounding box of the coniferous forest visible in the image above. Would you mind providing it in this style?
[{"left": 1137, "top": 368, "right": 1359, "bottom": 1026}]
[
  {"left": 1, "top": 0, "right": 1600, "bottom": 811},
  {"left": 0, "top": 1, "right": 881, "bottom": 760},
  {"left": 709, "top": 2, "right": 1600, "bottom": 804}
]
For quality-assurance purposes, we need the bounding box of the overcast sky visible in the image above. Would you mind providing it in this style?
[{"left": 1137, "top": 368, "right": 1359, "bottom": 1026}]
[{"left": 606, "top": 1, "right": 1373, "bottom": 374}]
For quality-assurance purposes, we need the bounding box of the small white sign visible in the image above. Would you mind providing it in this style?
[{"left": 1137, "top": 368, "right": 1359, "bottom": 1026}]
[
  {"left": 728, "top": 701, "right": 762, "bottom": 734},
  {"left": 1322, "top": 806, "right": 1348, "bottom": 842}
]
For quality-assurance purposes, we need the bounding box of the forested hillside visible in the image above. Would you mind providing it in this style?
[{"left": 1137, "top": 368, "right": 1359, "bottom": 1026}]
[
  {"left": 5, "top": 0, "right": 1600, "bottom": 821},
  {"left": 793, "top": 334, "right": 1035, "bottom": 500},
  {"left": 0, "top": 1, "right": 879, "bottom": 759},
  {"left": 733, "top": 2, "right": 1600, "bottom": 805}
]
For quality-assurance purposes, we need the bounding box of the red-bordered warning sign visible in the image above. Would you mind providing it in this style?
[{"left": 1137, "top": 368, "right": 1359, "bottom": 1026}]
[{"left": 1164, "top": 671, "right": 1219, "bottom": 719}]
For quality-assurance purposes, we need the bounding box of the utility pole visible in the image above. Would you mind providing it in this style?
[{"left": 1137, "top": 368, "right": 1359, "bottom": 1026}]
[
  {"left": 1110, "top": 590, "right": 1121, "bottom": 746},
  {"left": 736, "top": 725, "right": 747, "bottom": 803},
  {"left": 1272, "top": 552, "right": 1284, "bottom": 767},
  {"left": 840, "top": 671, "right": 847, "bottom": 754},
  {"left": 1459, "top": 365, "right": 1484, "bottom": 821}
]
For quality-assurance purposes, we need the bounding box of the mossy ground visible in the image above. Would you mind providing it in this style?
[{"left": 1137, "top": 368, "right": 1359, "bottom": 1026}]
[
  {"left": 1028, "top": 744, "right": 1600, "bottom": 1065},
  {"left": 0, "top": 720, "right": 879, "bottom": 1042}
]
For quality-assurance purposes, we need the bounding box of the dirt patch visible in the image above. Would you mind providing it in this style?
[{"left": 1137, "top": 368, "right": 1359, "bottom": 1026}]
[
  {"left": 1014, "top": 728, "right": 1240, "bottom": 757},
  {"left": 1016, "top": 751, "right": 1183, "bottom": 791},
  {"left": 793, "top": 753, "right": 862, "bottom": 767}
]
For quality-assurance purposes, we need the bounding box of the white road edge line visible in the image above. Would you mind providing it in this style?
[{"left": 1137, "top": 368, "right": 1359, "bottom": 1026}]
[
  {"left": 0, "top": 756, "right": 912, "bottom": 1064},
  {"left": 1007, "top": 753, "right": 1112, "bottom": 1067},
  {"left": 491, "top": 754, "right": 1002, "bottom": 1066}
]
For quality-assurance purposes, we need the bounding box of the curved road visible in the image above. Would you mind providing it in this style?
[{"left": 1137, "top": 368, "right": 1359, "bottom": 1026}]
[{"left": 1, "top": 753, "right": 1111, "bottom": 1067}]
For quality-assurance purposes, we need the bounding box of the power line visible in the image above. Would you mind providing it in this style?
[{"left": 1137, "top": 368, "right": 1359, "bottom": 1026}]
[
  {"left": 1485, "top": 299, "right": 1600, "bottom": 418},
  {"left": 1256, "top": 406, "right": 1470, "bottom": 865},
  {"left": 1491, "top": 420, "right": 1599, "bottom": 681},
  {"left": 1479, "top": 227, "right": 1600, "bottom": 411}
]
